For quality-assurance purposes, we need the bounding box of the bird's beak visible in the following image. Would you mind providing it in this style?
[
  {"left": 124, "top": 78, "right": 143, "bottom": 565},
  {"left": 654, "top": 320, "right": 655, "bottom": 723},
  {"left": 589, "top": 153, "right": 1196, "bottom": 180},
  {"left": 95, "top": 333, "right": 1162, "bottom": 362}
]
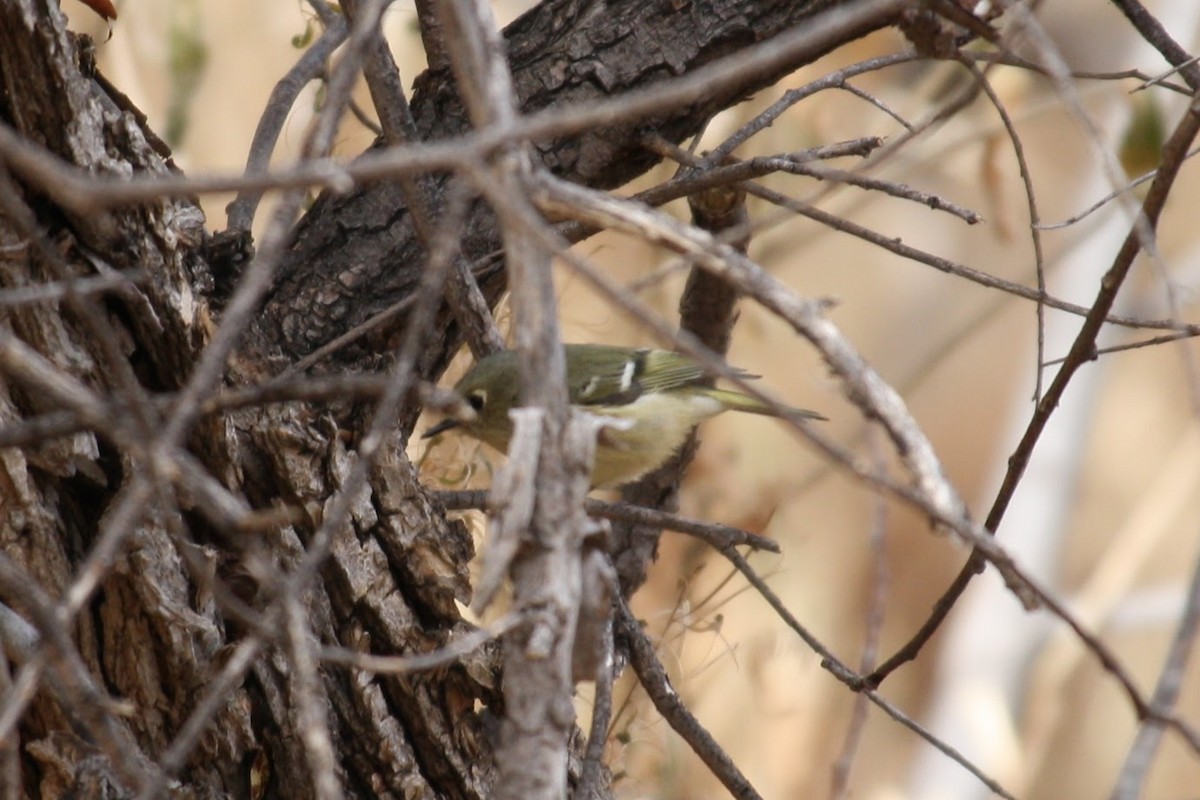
[{"left": 423, "top": 418, "right": 463, "bottom": 438}]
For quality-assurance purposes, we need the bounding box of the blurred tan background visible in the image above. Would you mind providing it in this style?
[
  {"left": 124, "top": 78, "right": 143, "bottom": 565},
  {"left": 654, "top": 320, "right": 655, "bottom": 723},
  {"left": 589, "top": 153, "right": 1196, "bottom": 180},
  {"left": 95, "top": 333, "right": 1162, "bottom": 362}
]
[{"left": 70, "top": 0, "right": 1200, "bottom": 797}]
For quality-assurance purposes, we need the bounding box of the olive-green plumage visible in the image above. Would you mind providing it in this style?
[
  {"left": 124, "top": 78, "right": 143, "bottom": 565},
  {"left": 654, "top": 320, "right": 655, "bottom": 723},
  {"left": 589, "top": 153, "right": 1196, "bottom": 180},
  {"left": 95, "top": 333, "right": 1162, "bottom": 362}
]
[{"left": 424, "top": 344, "right": 824, "bottom": 488}]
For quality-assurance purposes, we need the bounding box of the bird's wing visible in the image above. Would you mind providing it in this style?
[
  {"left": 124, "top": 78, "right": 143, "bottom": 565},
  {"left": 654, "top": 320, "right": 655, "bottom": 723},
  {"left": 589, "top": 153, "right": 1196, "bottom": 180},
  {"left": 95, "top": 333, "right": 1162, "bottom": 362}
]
[
  {"left": 568, "top": 346, "right": 652, "bottom": 406},
  {"left": 568, "top": 346, "right": 757, "bottom": 406},
  {"left": 633, "top": 350, "right": 709, "bottom": 393}
]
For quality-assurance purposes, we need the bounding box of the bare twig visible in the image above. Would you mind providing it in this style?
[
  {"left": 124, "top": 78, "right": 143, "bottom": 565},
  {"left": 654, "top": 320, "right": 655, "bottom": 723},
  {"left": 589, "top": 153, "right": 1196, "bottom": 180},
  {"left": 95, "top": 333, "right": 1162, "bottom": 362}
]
[
  {"left": 1044, "top": 327, "right": 1200, "bottom": 364},
  {"left": 348, "top": 0, "right": 503, "bottom": 357},
  {"left": 646, "top": 134, "right": 983, "bottom": 225},
  {"left": 965, "top": 50, "right": 1192, "bottom": 96},
  {"left": 0, "top": 268, "right": 147, "bottom": 306},
  {"left": 149, "top": 636, "right": 267, "bottom": 784},
  {"left": 1035, "top": 144, "right": 1200, "bottom": 230},
  {"left": 0, "top": 371, "right": 415, "bottom": 450},
  {"left": 636, "top": 135, "right": 885, "bottom": 218},
  {"left": 956, "top": 59, "right": 1049, "bottom": 399},
  {"left": 700, "top": 51, "right": 919, "bottom": 165},
  {"left": 436, "top": 491, "right": 782, "bottom": 555},
  {"left": 344, "top": 0, "right": 411, "bottom": 146}
]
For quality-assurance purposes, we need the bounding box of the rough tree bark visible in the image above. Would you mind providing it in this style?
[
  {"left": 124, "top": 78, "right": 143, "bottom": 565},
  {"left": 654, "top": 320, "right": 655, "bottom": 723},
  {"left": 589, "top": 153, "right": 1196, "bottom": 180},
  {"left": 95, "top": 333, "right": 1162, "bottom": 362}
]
[{"left": 0, "top": 0, "right": 898, "bottom": 798}]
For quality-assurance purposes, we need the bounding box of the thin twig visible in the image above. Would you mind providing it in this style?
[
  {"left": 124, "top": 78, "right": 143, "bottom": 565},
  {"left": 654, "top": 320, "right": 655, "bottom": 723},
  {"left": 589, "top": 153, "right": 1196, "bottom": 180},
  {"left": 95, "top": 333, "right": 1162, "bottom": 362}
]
[
  {"left": 700, "top": 51, "right": 919, "bottom": 165},
  {"left": 319, "top": 615, "right": 519, "bottom": 673},
  {"left": 0, "top": 268, "right": 147, "bottom": 306},
  {"left": 435, "top": 491, "right": 781, "bottom": 554},
  {"left": 965, "top": 50, "right": 1192, "bottom": 96},
  {"left": 1043, "top": 328, "right": 1200, "bottom": 365},
  {"left": 647, "top": 134, "right": 983, "bottom": 225},
  {"left": 958, "top": 57, "right": 1049, "bottom": 401},
  {"left": 0, "top": 373, "right": 404, "bottom": 448},
  {"left": 1034, "top": 144, "right": 1200, "bottom": 230}
]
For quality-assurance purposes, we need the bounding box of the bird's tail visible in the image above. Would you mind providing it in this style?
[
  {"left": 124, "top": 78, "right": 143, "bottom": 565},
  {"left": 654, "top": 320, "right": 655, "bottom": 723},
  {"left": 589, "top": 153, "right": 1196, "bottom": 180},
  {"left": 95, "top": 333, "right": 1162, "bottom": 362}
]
[{"left": 703, "top": 388, "right": 827, "bottom": 421}]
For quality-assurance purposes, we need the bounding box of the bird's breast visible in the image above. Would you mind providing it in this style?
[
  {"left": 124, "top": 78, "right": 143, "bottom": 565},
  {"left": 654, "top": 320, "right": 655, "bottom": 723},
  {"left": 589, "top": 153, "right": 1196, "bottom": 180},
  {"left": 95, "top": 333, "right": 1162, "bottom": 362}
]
[{"left": 585, "top": 391, "right": 727, "bottom": 487}]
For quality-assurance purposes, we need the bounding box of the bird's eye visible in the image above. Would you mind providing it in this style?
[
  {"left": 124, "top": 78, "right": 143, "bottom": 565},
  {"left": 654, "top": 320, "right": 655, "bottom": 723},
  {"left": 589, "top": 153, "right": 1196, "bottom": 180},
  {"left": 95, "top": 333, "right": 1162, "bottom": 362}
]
[{"left": 466, "top": 390, "right": 486, "bottom": 411}]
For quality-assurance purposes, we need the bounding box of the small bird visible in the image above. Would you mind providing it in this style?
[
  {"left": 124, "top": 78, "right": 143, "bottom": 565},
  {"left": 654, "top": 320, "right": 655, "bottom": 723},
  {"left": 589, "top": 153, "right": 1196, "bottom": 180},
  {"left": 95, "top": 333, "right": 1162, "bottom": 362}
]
[{"left": 423, "top": 343, "right": 825, "bottom": 488}]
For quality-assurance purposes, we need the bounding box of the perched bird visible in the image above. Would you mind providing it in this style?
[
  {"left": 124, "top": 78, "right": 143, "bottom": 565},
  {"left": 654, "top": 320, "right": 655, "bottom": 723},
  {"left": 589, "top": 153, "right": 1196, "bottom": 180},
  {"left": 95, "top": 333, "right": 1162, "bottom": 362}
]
[{"left": 424, "top": 343, "right": 825, "bottom": 488}]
